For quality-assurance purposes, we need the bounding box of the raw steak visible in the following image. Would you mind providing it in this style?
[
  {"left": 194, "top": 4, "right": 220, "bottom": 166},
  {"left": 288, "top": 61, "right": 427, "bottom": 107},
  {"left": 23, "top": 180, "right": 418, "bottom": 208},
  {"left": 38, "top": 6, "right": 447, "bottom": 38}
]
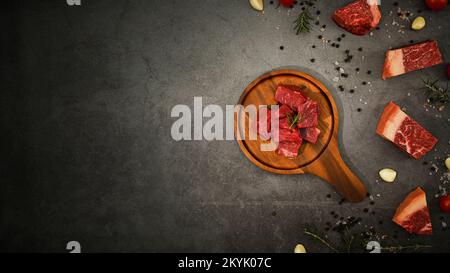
[
  {"left": 376, "top": 102, "right": 438, "bottom": 159},
  {"left": 275, "top": 85, "right": 307, "bottom": 110},
  {"left": 332, "top": 0, "right": 381, "bottom": 36},
  {"left": 300, "top": 127, "right": 321, "bottom": 144},
  {"left": 297, "top": 99, "right": 318, "bottom": 128},
  {"left": 382, "top": 40, "right": 443, "bottom": 80},
  {"left": 393, "top": 187, "right": 432, "bottom": 235},
  {"left": 276, "top": 128, "right": 302, "bottom": 158}
]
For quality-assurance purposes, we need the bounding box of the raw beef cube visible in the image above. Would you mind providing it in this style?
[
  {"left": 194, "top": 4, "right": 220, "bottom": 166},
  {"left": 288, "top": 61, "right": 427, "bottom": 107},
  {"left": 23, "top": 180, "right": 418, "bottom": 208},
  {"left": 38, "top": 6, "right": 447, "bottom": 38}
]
[
  {"left": 276, "top": 128, "right": 302, "bottom": 158},
  {"left": 296, "top": 99, "right": 318, "bottom": 128},
  {"left": 300, "top": 127, "right": 321, "bottom": 144},
  {"left": 275, "top": 85, "right": 307, "bottom": 110},
  {"left": 278, "top": 128, "right": 302, "bottom": 143},
  {"left": 256, "top": 108, "right": 271, "bottom": 140},
  {"left": 278, "top": 104, "right": 294, "bottom": 118},
  {"left": 382, "top": 40, "right": 443, "bottom": 80},
  {"left": 332, "top": 0, "right": 381, "bottom": 36},
  {"left": 393, "top": 187, "right": 432, "bottom": 235},
  {"left": 376, "top": 102, "right": 438, "bottom": 159},
  {"left": 277, "top": 141, "right": 302, "bottom": 158}
]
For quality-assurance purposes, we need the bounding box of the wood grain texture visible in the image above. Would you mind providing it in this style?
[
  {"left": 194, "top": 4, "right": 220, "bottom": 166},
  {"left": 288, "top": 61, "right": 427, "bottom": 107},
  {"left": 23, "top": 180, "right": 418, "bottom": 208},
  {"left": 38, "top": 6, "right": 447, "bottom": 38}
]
[{"left": 235, "top": 69, "right": 367, "bottom": 202}]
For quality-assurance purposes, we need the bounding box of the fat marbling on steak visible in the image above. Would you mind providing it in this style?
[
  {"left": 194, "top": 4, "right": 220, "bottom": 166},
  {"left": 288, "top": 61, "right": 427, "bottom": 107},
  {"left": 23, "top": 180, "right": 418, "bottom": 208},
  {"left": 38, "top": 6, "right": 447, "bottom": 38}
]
[
  {"left": 332, "top": 0, "right": 381, "bottom": 35},
  {"left": 393, "top": 187, "right": 432, "bottom": 235},
  {"left": 382, "top": 40, "right": 443, "bottom": 80},
  {"left": 376, "top": 102, "right": 438, "bottom": 159}
]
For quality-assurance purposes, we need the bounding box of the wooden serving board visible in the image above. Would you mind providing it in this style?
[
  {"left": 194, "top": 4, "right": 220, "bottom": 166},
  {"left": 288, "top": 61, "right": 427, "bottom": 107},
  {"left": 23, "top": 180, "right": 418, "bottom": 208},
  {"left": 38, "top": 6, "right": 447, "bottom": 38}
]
[{"left": 235, "top": 69, "right": 367, "bottom": 202}]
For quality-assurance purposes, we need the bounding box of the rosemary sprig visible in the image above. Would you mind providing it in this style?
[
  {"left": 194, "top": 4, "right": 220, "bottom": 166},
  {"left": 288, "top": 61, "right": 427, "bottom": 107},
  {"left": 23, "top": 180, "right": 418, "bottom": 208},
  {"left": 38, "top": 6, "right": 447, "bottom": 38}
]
[
  {"left": 423, "top": 78, "right": 449, "bottom": 105},
  {"left": 293, "top": 9, "right": 313, "bottom": 34},
  {"left": 286, "top": 112, "right": 300, "bottom": 128},
  {"left": 303, "top": 226, "right": 433, "bottom": 253}
]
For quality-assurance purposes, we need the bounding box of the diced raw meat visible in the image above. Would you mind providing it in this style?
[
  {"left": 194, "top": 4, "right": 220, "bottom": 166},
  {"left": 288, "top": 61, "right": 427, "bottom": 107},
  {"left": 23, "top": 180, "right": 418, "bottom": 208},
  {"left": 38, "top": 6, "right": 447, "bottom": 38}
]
[
  {"left": 300, "top": 127, "right": 321, "bottom": 144},
  {"left": 332, "top": 0, "right": 381, "bottom": 36},
  {"left": 256, "top": 108, "right": 271, "bottom": 140},
  {"left": 277, "top": 141, "right": 302, "bottom": 158},
  {"left": 275, "top": 85, "right": 307, "bottom": 110},
  {"left": 297, "top": 99, "right": 318, "bottom": 128},
  {"left": 382, "top": 40, "right": 443, "bottom": 80},
  {"left": 393, "top": 187, "right": 432, "bottom": 235},
  {"left": 278, "top": 104, "right": 294, "bottom": 118},
  {"left": 276, "top": 128, "right": 302, "bottom": 158},
  {"left": 278, "top": 128, "right": 302, "bottom": 143},
  {"left": 376, "top": 102, "right": 438, "bottom": 159}
]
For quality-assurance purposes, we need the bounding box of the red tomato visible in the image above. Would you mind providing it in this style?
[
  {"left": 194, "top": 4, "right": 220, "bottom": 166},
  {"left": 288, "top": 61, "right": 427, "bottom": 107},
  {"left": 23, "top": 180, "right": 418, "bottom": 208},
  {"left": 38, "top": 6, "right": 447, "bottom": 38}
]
[
  {"left": 440, "top": 195, "right": 450, "bottom": 213},
  {"left": 279, "top": 0, "right": 295, "bottom": 7},
  {"left": 425, "top": 0, "right": 448, "bottom": 11}
]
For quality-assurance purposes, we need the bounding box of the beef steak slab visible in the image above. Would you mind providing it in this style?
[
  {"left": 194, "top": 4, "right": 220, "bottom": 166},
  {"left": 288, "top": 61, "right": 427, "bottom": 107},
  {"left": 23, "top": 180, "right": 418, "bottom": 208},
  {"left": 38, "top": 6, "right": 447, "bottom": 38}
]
[
  {"left": 393, "top": 187, "right": 432, "bottom": 235},
  {"left": 332, "top": 0, "right": 381, "bottom": 35},
  {"left": 376, "top": 102, "right": 438, "bottom": 159},
  {"left": 382, "top": 40, "right": 443, "bottom": 80}
]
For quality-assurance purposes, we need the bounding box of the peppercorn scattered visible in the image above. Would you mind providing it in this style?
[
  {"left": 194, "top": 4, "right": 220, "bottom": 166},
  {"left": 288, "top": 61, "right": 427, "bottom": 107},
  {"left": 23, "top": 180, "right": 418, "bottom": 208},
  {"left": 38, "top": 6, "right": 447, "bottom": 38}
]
[{"left": 280, "top": 46, "right": 284, "bottom": 50}]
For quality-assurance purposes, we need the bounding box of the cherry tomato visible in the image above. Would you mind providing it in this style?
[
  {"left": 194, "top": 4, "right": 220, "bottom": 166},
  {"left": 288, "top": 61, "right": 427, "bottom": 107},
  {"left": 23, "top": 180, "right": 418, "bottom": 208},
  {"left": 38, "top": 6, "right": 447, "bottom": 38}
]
[
  {"left": 425, "top": 0, "right": 448, "bottom": 11},
  {"left": 279, "top": 0, "right": 295, "bottom": 7},
  {"left": 440, "top": 195, "right": 450, "bottom": 213}
]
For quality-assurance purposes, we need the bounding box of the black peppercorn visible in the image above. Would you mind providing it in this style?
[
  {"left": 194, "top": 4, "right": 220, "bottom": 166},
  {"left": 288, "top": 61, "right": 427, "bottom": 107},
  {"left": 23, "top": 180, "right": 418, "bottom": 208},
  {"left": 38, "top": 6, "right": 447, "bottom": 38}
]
[
  {"left": 280, "top": 46, "right": 284, "bottom": 50},
  {"left": 310, "top": 58, "right": 315, "bottom": 63}
]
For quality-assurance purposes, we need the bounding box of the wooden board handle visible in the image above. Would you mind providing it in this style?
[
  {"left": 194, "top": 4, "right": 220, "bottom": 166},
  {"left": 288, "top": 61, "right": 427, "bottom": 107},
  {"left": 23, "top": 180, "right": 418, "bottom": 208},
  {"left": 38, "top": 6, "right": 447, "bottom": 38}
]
[{"left": 304, "top": 141, "right": 367, "bottom": 203}]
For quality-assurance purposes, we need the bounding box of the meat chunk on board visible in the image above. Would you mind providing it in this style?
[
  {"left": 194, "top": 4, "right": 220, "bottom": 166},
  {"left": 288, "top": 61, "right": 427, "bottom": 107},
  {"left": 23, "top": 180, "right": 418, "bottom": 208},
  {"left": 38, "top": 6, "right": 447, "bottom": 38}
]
[
  {"left": 275, "top": 85, "right": 307, "bottom": 111},
  {"left": 332, "top": 0, "right": 381, "bottom": 36},
  {"left": 376, "top": 102, "right": 438, "bottom": 159},
  {"left": 382, "top": 40, "right": 443, "bottom": 80},
  {"left": 297, "top": 99, "right": 318, "bottom": 128},
  {"left": 300, "top": 127, "right": 321, "bottom": 144},
  {"left": 276, "top": 128, "right": 303, "bottom": 158}
]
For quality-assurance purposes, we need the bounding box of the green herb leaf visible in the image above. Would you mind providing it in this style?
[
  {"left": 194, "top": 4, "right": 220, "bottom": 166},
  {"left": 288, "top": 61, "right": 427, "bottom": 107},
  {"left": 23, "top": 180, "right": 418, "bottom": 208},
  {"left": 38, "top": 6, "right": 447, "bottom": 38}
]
[
  {"left": 293, "top": 9, "right": 313, "bottom": 35},
  {"left": 423, "top": 78, "right": 449, "bottom": 105}
]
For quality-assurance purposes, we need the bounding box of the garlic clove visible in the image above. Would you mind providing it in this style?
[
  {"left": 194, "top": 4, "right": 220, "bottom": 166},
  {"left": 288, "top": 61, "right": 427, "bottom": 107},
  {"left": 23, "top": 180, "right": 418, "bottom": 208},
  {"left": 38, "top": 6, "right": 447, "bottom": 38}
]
[
  {"left": 294, "top": 244, "right": 307, "bottom": 253},
  {"left": 379, "top": 168, "right": 397, "bottom": 183},
  {"left": 412, "top": 16, "right": 426, "bottom": 30},
  {"left": 445, "top": 157, "right": 450, "bottom": 170},
  {"left": 249, "top": 0, "right": 264, "bottom": 11}
]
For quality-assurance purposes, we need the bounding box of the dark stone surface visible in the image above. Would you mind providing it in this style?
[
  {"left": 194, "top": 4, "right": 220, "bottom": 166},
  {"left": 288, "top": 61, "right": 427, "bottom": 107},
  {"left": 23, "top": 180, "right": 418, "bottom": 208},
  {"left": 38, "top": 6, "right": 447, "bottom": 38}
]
[{"left": 1, "top": 0, "right": 449, "bottom": 252}]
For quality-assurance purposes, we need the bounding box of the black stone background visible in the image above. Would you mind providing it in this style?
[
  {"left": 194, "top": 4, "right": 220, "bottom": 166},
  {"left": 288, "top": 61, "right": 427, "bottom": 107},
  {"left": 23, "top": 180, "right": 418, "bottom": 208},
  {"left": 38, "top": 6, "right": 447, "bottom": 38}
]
[{"left": 1, "top": 0, "right": 449, "bottom": 252}]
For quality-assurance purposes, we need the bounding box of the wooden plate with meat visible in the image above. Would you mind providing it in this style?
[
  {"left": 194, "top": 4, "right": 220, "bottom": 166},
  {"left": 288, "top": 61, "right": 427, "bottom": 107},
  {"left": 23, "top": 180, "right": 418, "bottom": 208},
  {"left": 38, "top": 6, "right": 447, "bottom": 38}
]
[{"left": 235, "top": 69, "right": 367, "bottom": 202}]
